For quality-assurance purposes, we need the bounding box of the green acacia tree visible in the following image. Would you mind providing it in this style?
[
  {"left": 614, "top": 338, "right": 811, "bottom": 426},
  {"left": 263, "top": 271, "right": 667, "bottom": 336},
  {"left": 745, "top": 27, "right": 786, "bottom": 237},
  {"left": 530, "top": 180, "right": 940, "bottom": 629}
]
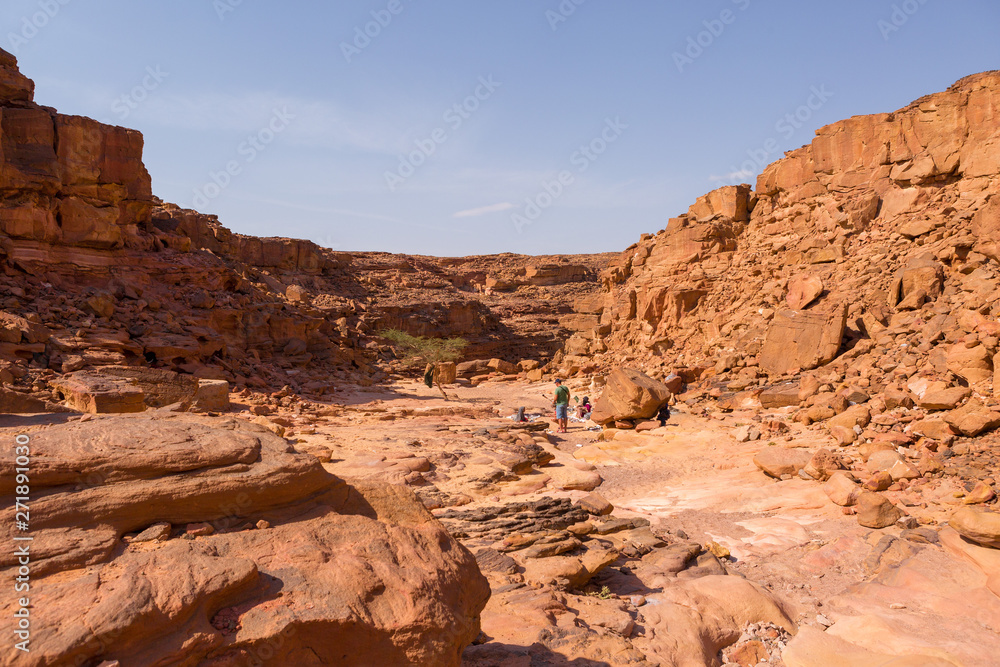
[{"left": 380, "top": 329, "right": 468, "bottom": 399}]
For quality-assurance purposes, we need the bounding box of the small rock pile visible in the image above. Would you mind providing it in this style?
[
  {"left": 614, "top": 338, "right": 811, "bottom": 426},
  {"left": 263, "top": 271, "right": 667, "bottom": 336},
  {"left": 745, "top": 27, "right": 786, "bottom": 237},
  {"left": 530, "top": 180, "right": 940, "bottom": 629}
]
[{"left": 720, "top": 622, "right": 792, "bottom": 667}]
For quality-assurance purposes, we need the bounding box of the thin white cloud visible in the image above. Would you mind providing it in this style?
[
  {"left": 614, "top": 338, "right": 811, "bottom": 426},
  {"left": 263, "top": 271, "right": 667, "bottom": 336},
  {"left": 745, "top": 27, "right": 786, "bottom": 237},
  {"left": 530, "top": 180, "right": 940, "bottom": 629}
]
[
  {"left": 453, "top": 202, "right": 515, "bottom": 218},
  {"left": 137, "top": 92, "right": 405, "bottom": 154},
  {"left": 34, "top": 77, "right": 412, "bottom": 155}
]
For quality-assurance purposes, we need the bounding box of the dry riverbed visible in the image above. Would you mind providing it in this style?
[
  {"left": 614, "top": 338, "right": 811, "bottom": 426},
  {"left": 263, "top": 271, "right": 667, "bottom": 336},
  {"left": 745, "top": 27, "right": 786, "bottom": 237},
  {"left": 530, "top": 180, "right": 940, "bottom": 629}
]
[{"left": 244, "top": 377, "right": 1000, "bottom": 666}]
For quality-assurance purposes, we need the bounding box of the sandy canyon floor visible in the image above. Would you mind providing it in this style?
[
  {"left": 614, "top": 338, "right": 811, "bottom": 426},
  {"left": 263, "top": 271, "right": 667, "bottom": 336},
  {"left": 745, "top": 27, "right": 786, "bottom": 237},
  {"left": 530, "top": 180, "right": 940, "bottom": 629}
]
[
  {"left": 245, "top": 376, "right": 1000, "bottom": 666},
  {"left": 5, "top": 376, "right": 999, "bottom": 665}
]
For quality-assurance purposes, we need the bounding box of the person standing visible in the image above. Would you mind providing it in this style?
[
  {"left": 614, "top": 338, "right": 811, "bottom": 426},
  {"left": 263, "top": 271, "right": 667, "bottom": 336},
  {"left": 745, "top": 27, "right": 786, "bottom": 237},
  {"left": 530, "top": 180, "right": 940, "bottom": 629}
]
[
  {"left": 552, "top": 379, "right": 571, "bottom": 433},
  {"left": 657, "top": 402, "right": 671, "bottom": 427}
]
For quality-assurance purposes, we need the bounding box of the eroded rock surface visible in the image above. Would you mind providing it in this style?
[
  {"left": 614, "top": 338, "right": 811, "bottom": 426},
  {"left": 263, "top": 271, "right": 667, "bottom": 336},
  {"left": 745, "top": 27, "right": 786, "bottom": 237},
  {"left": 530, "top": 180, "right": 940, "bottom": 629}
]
[
  {"left": 2, "top": 45, "right": 1000, "bottom": 667},
  {"left": 0, "top": 414, "right": 489, "bottom": 666}
]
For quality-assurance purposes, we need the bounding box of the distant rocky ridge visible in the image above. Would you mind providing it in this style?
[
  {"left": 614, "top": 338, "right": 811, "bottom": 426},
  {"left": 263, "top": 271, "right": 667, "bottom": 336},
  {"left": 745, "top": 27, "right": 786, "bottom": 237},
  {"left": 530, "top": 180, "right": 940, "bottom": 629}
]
[{"left": 0, "top": 47, "right": 610, "bottom": 411}]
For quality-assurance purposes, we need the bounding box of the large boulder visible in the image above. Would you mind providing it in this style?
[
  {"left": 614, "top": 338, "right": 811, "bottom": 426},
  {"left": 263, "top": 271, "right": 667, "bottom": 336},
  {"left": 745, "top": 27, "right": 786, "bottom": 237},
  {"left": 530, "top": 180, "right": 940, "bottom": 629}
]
[
  {"left": 898, "top": 257, "right": 944, "bottom": 305},
  {"left": 434, "top": 361, "right": 458, "bottom": 385},
  {"left": 559, "top": 313, "right": 601, "bottom": 332},
  {"left": 972, "top": 195, "right": 1000, "bottom": 262},
  {"left": 194, "top": 378, "right": 231, "bottom": 412},
  {"left": 0, "top": 414, "right": 342, "bottom": 573},
  {"left": 525, "top": 263, "right": 588, "bottom": 286},
  {"left": 457, "top": 360, "right": 492, "bottom": 378},
  {"left": 50, "top": 372, "right": 146, "bottom": 414},
  {"left": 946, "top": 343, "right": 993, "bottom": 385},
  {"left": 759, "top": 383, "right": 802, "bottom": 408},
  {"left": 49, "top": 367, "right": 205, "bottom": 412},
  {"left": 632, "top": 575, "right": 795, "bottom": 666},
  {"left": 0, "top": 414, "right": 490, "bottom": 665},
  {"left": 857, "top": 492, "right": 904, "bottom": 529},
  {"left": 487, "top": 359, "right": 518, "bottom": 375},
  {"left": 0, "top": 387, "right": 50, "bottom": 414},
  {"left": 915, "top": 385, "right": 972, "bottom": 410},
  {"left": 590, "top": 368, "right": 671, "bottom": 426},
  {"left": 786, "top": 274, "right": 824, "bottom": 310},
  {"left": 687, "top": 184, "right": 752, "bottom": 222},
  {"left": 943, "top": 398, "right": 1000, "bottom": 437},
  {"left": 96, "top": 366, "right": 200, "bottom": 408},
  {"left": 753, "top": 447, "right": 812, "bottom": 478},
  {"left": 824, "top": 472, "right": 860, "bottom": 507},
  {"left": 909, "top": 418, "right": 958, "bottom": 441},
  {"left": 758, "top": 305, "right": 848, "bottom": 376},
  {"left": 0, "top": 311, "right": 51, "bottom": 343},
  {"left": 949, "top": 507, "right": 1000, "bottom": 548},
  {"left": 803, "top": 448, "right": 844, "bottom": 481}
]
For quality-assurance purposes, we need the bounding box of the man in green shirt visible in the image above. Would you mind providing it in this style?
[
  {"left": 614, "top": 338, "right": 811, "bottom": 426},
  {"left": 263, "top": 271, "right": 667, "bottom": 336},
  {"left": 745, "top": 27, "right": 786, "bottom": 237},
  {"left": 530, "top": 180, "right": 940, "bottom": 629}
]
[{"left": 552, "top": 379, "right": 570, "bottom": 433}]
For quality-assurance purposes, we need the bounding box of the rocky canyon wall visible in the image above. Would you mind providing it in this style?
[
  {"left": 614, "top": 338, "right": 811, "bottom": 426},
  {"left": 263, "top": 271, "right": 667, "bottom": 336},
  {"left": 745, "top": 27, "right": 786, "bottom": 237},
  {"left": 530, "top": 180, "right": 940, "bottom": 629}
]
[
  {"left": 559, "top": 72, "right": 1000, "bottom": 410},
  {"left": 0, "top": 47, "right": 609, "bottom": 410}
]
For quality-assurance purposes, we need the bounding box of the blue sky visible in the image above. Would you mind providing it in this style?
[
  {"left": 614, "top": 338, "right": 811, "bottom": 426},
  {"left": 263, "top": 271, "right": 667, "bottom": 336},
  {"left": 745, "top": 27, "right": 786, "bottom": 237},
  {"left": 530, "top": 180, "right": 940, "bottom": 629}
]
[{"left": 3, "top": 1, "right": 998, "bottom": 256}]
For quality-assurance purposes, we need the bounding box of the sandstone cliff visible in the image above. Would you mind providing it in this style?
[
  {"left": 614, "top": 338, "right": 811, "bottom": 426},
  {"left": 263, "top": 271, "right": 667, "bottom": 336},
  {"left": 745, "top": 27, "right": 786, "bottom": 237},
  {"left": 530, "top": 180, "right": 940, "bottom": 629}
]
[
  {"left": 561, "top": 72, "right": 1000, "bottom": 414},
  {"left": 0, "top": 48, "right": 500, "bottom": 666},
  {"left": 0, "top": 48, "right": 608, "bottom": 411}
]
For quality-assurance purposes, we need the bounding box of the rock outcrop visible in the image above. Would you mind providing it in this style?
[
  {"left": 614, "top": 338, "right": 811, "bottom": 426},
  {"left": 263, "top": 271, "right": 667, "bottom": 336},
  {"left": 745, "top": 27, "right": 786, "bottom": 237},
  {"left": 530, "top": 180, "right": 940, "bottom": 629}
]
[
  {"left": 590, "top": 367, "right": 672, "bottom": 426},
  {"left": 553, "top": 71, "right": 1000, "bottom": 444},
  {"left": 0, "top": 53, "right": 153, "bottom": 251},
  {"left": 0, "top": 414, "right": 489, "bottom": 666},
  {"left": 950, "top": 506, "right": 1000, "bottom": 548},
  {"left": 0, "top": 49, "right": 611, "bottom": 414},
  {"left": 758, "top": 305, "right": 849, "bottom": 375}
]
